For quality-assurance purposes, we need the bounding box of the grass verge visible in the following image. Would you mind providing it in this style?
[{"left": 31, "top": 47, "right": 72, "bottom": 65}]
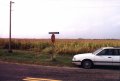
[{"left": 0, "top": 49, "right": 74, "bottom": 67}]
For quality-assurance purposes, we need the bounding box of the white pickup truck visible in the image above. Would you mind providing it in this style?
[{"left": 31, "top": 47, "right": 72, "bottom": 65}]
[{"left": 72, "top": 47, "right": 120, "bottom": 69}]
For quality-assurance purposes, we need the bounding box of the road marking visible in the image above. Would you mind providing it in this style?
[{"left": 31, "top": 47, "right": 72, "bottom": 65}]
[{"left": 23, "top": 77, "right": 62, "bottom": 81}]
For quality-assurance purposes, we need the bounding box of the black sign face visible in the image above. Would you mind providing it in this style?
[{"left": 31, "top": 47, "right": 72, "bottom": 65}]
[{"left": 49, "top": 32, "right": 59, "bottom": 34}]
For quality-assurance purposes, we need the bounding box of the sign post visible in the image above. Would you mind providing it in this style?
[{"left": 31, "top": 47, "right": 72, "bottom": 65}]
[{"left": 49, "top": 32, "right": 59, "bottom": 61}]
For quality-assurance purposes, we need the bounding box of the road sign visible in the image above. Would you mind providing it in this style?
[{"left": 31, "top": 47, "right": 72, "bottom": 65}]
[
  {"left": 49, "top": 32, "right": 59, "bottom": 34},
  {"left": 51, "top": 34, "right": 55, "bottom": 43},
  {"left": 49, "top": 32, "right": 59, "bottom": 43}
]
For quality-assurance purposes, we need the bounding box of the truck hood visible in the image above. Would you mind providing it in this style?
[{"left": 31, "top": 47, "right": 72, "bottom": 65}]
[{"left": 74, "top": 53, "right": 94, "bottom": 58}]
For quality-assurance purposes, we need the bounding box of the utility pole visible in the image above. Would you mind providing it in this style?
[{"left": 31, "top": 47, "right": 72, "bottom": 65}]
[{"left": 8, "top": 1, "right": 14, "bottom": 53}]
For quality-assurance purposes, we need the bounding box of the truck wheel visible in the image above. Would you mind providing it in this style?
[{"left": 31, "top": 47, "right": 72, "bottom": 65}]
[{"left": 82, "top": 60, "right": 93, "bottom": 69}]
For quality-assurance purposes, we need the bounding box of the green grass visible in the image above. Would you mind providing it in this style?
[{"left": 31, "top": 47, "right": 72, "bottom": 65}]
[
  {"left": 1, "top": 39, "right": 120, "bottom": 67},
  {"left": 0, "top": 49, "right": 74, "bottom": 67}
]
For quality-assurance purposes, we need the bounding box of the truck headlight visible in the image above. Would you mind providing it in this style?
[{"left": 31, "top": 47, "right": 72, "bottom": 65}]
[{"left": 72, "top": 57, "right": 76, "bottom": 61}]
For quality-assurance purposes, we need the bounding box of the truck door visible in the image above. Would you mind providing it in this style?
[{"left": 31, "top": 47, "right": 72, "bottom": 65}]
[
  {"left": 94, "top": 49, "right": 113, "bottom": 65},
  {"left": 112, "top": 49, "right": 120, "bottom": 66}
]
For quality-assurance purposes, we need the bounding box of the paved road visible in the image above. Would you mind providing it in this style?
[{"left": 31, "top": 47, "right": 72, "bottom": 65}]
[{"left": 0, "top": 61, "right": 120, "bottom": 81}]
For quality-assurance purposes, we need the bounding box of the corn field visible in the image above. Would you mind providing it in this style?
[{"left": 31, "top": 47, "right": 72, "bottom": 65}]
[{"left": 0, "top": 38, "right": 120, "bottom": 54}]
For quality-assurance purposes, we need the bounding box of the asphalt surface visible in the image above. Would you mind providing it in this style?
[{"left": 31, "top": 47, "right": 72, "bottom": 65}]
[{"left": 0, "top": 61, "right": 120, "bottom": 81}]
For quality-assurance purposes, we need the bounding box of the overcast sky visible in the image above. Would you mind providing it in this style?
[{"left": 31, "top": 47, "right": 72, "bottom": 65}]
[{"left": 0, "top": 0, "right": 120, "bottom": 39}]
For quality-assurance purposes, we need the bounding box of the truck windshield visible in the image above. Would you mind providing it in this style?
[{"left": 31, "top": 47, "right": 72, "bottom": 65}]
[{"left": 92, "top": 48, "right": 102, "bottom": 54}]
